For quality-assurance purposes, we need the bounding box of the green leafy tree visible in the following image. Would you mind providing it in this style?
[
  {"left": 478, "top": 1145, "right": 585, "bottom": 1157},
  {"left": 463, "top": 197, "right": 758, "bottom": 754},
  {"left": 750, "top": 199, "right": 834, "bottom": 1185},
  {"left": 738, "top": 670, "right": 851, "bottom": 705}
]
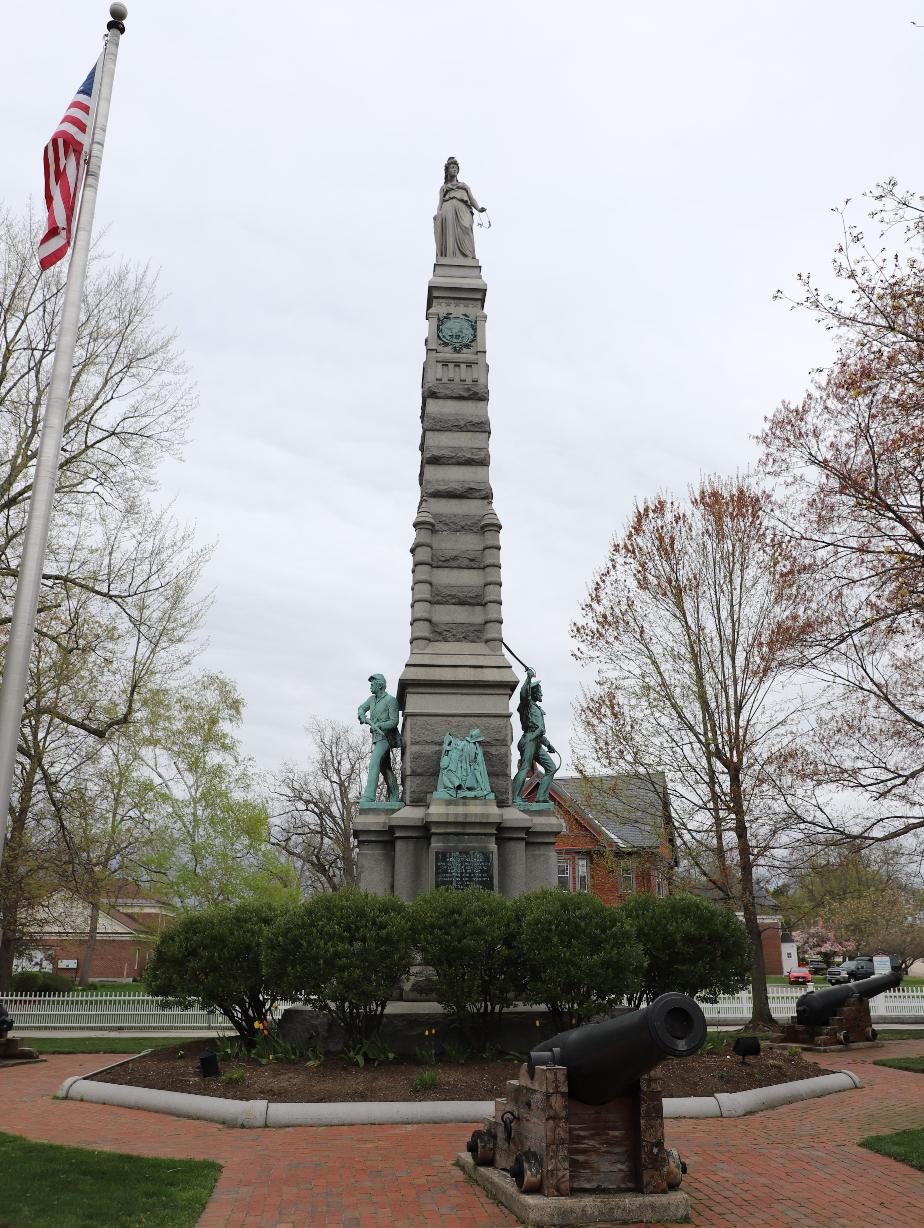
[
  {"left": 265, "top": 890, "right": 413, "bottom": 1049},
  {"left": 823, "top": 884, "right": 924, "bottom": 973},
  {"left": 410, "top": 889, "right": 520, "bottom": 1047},
  {"left": 144, "top": 902, "right": 284, "bottom": 1040},
  {"left": 770, "top": 850, "right": 894, "bottom": 934},
  {"left": 143, "top": 673, "right": 298, "bottom": 908},
  {"left": 620, "top": 893, "right": 750, "bottom": 1008},
  {"left": 512, "top": 889, "right": 644, "bottom": 1028}
]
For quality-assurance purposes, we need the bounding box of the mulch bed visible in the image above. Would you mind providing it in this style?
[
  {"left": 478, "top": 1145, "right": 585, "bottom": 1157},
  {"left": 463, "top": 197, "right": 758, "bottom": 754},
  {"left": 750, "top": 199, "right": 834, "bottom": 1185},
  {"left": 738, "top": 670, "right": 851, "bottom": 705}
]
[{"left": 88, "top": 1038, "right": 826, "bottom": 1102}]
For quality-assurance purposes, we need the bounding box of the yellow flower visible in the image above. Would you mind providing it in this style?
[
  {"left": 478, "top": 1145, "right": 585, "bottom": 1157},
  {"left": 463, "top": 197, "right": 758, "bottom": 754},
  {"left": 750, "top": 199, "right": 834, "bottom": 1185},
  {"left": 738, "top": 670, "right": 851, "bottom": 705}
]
[{"left": 254, "top": 1021, "right": 262, "bottom": 1032}]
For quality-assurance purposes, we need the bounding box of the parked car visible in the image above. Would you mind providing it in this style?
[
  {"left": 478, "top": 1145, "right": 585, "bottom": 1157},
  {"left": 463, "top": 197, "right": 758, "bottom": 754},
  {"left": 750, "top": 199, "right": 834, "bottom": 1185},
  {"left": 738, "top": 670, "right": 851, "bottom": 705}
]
[
  {"left": 787, "top": 967, "right": 813, "bottom": 984},
  {"left": 827, "top": 958, "right": 872, "bottom": 984},
  {"left": 826, "top": 956, "right": 902, "bottom": 985}
]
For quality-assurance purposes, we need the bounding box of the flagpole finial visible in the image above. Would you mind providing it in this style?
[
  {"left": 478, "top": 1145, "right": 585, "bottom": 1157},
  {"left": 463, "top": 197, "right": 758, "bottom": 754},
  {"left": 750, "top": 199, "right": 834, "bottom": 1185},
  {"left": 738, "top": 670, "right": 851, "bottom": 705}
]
[{"left": 109, "top": 3, "right": 128, "bottom": 23}]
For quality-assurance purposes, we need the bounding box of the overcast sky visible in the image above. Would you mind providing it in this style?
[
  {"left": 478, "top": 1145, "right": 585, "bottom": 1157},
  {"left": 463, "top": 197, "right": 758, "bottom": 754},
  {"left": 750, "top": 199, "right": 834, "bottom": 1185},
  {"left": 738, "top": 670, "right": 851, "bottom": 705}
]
[{"left": 3, "top": 1, "right": 921, "bottom": 779}]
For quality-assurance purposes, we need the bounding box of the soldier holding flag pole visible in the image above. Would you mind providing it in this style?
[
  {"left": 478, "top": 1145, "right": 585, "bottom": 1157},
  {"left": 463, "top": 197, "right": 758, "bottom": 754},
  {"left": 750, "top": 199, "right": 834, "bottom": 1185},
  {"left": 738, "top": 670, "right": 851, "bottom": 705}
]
[{"left": 0, "top": 4, "right": 128, "bottom": 867}]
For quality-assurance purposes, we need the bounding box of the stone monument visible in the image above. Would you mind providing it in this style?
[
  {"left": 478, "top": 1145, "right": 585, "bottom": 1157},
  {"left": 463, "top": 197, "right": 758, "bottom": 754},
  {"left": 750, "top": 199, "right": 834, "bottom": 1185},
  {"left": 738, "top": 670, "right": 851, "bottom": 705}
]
[{"left": 353, "top": 160, "right": 561, "bottom": 899}]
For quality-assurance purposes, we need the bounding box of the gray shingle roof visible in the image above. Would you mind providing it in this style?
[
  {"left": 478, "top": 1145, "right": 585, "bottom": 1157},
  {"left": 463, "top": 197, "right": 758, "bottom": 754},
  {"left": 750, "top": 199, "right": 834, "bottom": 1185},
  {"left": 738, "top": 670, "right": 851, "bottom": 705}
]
[
  {"left": 689, "top": 882, "right": 781, "bottom": 913},
  {"left": 553, "top": 774, "right": 668, "bottom": 851}
]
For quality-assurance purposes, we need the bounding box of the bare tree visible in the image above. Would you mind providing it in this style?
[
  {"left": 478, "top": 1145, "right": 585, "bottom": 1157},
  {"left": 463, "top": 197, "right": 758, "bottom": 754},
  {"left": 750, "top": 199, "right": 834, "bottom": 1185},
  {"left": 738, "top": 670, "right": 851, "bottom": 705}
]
[
  {"left": 762, "top": 181, "right": 924, "bottom": 850},
  {"left": 271, "top": 719, "right": 367, "bottom": 893},
  {"left": 0, "top": 208, "right": 209, "bottom": 987},
  {"left": 572, "top": 476, "right": 817, "bottom": 1029}
]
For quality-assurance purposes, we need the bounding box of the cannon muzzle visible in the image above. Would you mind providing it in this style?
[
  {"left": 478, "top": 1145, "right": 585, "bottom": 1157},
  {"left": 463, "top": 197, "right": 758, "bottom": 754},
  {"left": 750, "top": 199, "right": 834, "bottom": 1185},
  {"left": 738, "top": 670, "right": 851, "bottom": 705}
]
[
  {"left": 795, "top": 969, "right": 902, "bottom": 1027},
  {"left": 527, "top": 992, "right": 707, "bottom": 1105}
]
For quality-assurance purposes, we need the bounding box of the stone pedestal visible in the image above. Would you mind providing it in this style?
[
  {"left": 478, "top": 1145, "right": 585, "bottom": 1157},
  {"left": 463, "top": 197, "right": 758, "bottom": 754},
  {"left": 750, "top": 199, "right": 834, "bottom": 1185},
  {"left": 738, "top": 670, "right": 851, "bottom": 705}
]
[
  {"left": 355, "top": 798, "right": 559, "bottom": 898},
  {"left": 355, "top": 254, "right": 561, "bottom": 898}
]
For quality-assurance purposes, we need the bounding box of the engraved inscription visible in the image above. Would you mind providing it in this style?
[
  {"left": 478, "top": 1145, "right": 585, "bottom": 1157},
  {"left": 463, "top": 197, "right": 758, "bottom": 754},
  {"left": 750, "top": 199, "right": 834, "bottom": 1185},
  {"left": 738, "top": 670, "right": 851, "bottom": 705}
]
[{"left": 434, "top": 848, "right": 494, "bottom": 890}]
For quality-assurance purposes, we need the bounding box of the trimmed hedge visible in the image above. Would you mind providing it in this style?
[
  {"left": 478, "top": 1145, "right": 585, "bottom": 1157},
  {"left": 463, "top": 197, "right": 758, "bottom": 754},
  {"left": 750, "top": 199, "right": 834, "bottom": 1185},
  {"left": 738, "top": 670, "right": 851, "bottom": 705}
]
[
  {"left": 10, "top": 971, "right": 74, "bottom": 992},
  {"left": 143, "top": 901, "right": 282, "bottom": 1040},
  {"left": 512, "top": 889, "right": 645, "bottom": 1028},
  {"left": 264, "top": 889, "right": 414, "bottom": 1050},
  {"left": 142, "top": 887, "right": 752, "bottom": 1052},
  {"left": 620, "top": 891, "right": 751, "bottom": 1006},
  {"left": 411, "top": 888, "right": 520, "bottom": 1046}
]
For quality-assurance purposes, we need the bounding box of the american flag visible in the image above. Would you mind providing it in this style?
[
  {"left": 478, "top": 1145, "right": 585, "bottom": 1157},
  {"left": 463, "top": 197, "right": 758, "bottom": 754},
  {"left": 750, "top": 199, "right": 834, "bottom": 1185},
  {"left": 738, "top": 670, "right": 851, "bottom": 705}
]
[{"left": 38, "top": 62, "right": 99, "bottom": 271}]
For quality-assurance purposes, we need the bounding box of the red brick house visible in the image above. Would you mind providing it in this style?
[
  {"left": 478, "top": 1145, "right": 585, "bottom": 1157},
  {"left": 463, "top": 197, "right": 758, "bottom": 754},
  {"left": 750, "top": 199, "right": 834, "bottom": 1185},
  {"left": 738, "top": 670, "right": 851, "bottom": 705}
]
[
  {"left": 14, "top": 883, "right": 172, "bottom": 983},
  {"left": 689, "top": 883, "right": 787, "bottom": 975},
  {"left": 523, "top": 773, "right": 675, "bottom": 905}
]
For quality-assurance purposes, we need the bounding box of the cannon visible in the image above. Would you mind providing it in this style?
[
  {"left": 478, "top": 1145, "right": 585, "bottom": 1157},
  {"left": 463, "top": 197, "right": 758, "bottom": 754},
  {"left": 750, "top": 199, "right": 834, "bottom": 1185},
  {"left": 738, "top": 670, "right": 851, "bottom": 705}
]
[
  {"left": 0, "top": 1000, "right": 39, "bottom": 1063},
  {"left": 460, "top": 993, "right": 706, "bottom": 1220},
  {"left": 527, "top": 991, "right": 707, "bottom": 1104},
  {"left": 781, "top": 969, "right": 902, "bottom": 1047}
]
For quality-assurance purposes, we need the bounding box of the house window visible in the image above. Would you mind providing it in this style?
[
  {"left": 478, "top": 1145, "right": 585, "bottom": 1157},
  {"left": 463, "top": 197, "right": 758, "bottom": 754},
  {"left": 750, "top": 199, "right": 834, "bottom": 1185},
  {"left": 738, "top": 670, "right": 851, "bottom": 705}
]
[
  {"left": 557, "top": 857, "right": 572, "bottom": 891},
  {"left": 655, "top": 867, "right": 667, "bottom": 898},
  {"left": 620, "top": 863, "right": 636, "bottom": 895},
  {"left": 576, "top": 855, "right": 590, "bottom": 893}
]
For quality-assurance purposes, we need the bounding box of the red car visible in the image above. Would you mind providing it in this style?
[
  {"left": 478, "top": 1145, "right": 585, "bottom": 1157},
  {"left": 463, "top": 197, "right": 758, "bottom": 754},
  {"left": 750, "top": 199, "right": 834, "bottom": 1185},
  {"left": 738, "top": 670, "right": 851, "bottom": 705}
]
[{"left": 787, "top": 967, "right": 813, "bottom": 984}]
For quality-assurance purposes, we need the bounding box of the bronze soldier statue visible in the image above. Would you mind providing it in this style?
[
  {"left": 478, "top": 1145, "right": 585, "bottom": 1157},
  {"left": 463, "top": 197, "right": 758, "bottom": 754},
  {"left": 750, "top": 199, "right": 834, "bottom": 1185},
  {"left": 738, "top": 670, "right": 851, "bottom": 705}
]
[
  {"left": 512, "top": 666, "right": 558, "bottom": 803},
  {"left": 357, "top": 673, "right": 400, "bottom": 804}
]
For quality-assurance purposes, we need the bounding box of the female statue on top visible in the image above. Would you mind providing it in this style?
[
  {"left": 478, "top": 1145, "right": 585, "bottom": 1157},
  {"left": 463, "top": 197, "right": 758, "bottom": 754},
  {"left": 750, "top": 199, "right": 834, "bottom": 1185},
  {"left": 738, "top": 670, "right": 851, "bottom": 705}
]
[{"left": 434, "top": 157, "right": 487, "bottom": 260}]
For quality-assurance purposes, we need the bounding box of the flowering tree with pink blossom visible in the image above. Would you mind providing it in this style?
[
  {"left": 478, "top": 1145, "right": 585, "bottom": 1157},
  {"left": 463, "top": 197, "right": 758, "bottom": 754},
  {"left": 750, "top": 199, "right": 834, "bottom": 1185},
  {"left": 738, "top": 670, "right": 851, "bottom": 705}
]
[{"left": 792, "top": 923, "right": 852, "bottom": 965}]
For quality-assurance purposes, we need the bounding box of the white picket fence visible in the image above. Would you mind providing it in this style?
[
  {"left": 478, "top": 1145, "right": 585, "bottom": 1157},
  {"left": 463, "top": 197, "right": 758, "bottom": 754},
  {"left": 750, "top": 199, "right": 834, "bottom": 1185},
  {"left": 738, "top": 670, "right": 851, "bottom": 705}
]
[
  {"left": 3, "top": 987, "right": 924, "bottom": 1031},
  {"left": 0, "top": 992, "right": 239, "bottom": 1032},
  {"left": 696, "top": 985, "right": 924, "bottom": 1023}
]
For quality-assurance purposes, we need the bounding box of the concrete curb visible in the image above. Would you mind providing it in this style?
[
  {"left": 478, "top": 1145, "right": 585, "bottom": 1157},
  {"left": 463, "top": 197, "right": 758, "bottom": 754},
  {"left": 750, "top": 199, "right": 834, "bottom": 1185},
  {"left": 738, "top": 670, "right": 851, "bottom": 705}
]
[
  {"left": 266, "top": 1100, "right": 493, "bottom": 1126},
  {"left": 57, "top": 1077, "right": 270, "bottom": 1127},
  {"left": 53, "top": 1050, "right": 149, "bottom": 1100},
  {"left": 663, "top": 1071, "right": 861, "bottom": 1119},
  {"left": 56, "top": 1069, "right": 861, "bottom": 1127}
]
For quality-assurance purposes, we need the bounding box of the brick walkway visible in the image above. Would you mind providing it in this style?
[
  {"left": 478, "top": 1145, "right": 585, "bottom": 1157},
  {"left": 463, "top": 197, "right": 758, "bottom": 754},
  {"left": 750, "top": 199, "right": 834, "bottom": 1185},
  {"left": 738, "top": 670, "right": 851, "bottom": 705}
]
[{"left": 1, "top": 1043, "right": 923, "bottom": 1227}]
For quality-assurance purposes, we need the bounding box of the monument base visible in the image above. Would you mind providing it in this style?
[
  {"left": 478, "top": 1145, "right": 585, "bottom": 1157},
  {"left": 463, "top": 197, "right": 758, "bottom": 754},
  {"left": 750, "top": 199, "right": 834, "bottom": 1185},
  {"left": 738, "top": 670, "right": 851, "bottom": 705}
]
[
  {"left": 355, "top": 798, "right": 561, "bottom": 899},
  {"left": 455, "top": 1154, "right": 691, "bottom": 1225},
  {"left": 0, "top": 1036, "right": 40, "bottom": 1063}
]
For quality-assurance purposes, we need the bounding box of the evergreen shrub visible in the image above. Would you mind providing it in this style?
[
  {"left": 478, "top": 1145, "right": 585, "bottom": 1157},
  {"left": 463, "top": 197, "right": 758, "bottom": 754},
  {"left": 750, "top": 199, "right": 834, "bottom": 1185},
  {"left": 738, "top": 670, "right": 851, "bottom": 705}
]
[
  {"left": 410, "top": 888, "right": 519, "bottom": 1047},
  {"left": 265, "top": 889, "right": 414, "bottom": 1051},
  {"left": 144, "top": 901, "right": 283, "bottom": 1040},
  {"left": 620, "top": 892, "right": 750, "bottom": 1007},
  {"left": 10, "top": 970, "right": 73, "bottom": 993},
  {"left": 512, "top": 888, "right": 645, "bottom": 1028}
]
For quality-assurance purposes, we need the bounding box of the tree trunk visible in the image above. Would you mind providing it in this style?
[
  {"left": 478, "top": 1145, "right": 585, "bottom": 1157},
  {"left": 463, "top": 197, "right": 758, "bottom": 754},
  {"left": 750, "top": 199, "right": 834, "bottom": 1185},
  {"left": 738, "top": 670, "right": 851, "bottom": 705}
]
[
  {"left": 78, "top": 902, "right": 100, "bottom": 987},
  {"left": 0, "top": 910, "right": 16, "bottom": 990},
  {"left": 0, "top": 800, "right": 30, "bottom": 992},
  {"left": 729, "top": 768, "right": 776, "bottom": 1031}
]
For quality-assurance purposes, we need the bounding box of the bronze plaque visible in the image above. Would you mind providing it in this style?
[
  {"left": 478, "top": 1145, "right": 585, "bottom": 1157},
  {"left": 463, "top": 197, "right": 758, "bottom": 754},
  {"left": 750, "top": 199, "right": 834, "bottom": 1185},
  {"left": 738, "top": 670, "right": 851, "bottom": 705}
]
[{"left": 434, "top": 848, "right": 494, "bottom": 890}]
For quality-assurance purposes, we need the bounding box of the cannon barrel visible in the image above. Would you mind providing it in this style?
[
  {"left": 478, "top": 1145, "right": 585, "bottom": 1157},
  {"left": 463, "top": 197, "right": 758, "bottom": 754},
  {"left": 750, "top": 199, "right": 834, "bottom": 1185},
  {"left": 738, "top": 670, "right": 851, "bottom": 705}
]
[
  {"left": 527, "top": 992, "right": 707, "bottom": 1105},
  {"left": 795, "top": 969, "right": 902, "bottom": 1027}
]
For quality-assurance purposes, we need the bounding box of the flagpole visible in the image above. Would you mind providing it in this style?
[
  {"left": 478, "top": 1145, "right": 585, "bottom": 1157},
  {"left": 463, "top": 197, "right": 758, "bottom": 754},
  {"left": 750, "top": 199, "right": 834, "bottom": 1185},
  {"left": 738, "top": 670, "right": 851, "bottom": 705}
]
[{"left": 0, "top": 3, "right": 128, "bottom": 868}]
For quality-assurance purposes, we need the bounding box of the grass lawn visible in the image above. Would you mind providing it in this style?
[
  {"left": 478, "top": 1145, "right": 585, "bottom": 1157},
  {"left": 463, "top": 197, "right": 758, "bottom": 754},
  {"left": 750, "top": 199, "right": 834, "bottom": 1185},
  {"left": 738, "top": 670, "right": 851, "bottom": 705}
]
[
  {"left": 0, "top": 1131, "right": 220, "bottom": 1227},
  {"left": 766, "top": 974, "right": 923, "bottom": 987},
  {"left": 859, "top": 1128, "right": 924, "bottom": 1172},
  {"left": 30, "top": 1035, "right": 220, "bottom": 1054},
  {"left": 874, "top": 1055, "right": 924, "bottom": 1074}
]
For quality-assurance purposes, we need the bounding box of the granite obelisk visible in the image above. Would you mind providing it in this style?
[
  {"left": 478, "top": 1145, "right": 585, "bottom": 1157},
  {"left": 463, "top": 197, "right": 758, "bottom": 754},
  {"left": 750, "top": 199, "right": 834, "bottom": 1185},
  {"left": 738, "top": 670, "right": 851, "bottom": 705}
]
[{"left": 353, "top": 161, "right": 561, "bottom": 899}]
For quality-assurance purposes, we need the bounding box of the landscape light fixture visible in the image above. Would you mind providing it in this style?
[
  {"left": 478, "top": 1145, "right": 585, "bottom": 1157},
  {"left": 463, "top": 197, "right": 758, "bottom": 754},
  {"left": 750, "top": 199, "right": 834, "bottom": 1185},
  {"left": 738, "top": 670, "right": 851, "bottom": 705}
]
[{"left": 732, "top": 1036, "right": 762, "bottom": 1064}]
